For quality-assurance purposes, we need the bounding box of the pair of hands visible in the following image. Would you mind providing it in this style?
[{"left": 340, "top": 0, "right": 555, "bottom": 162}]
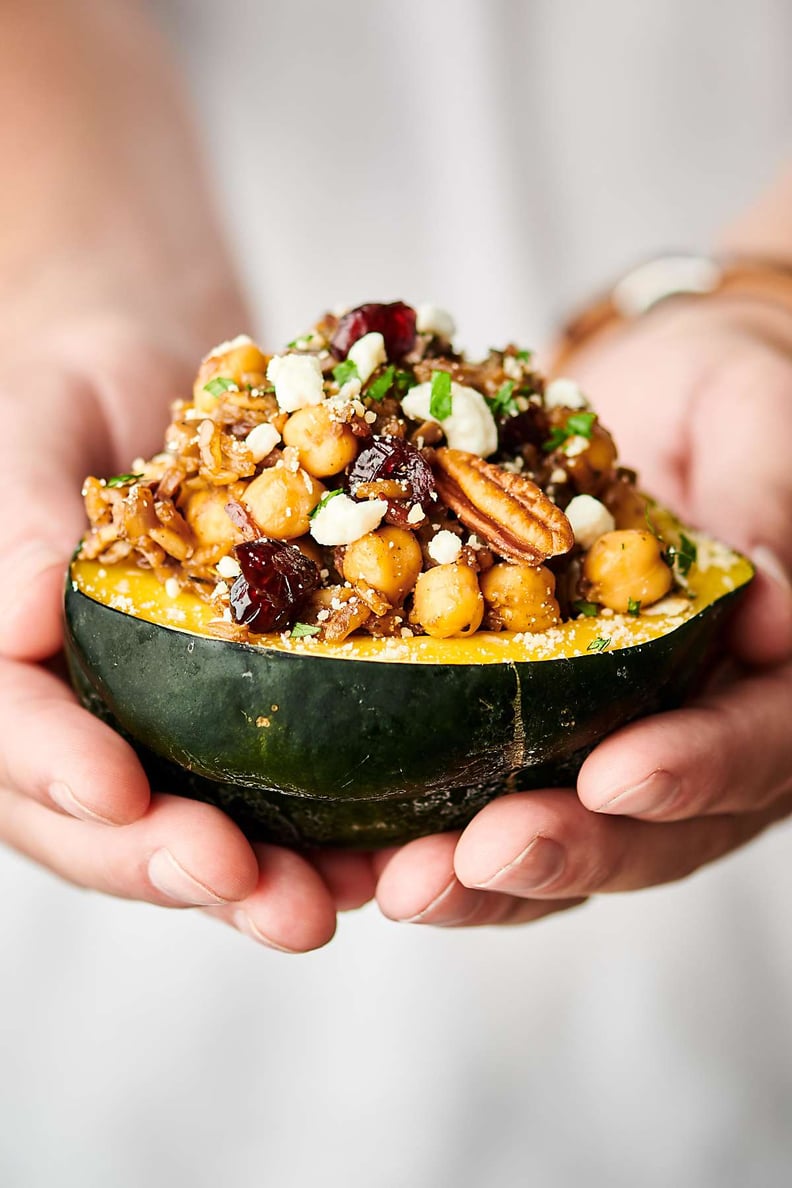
[{"left": 2, "top": 301, "right": 791, "bottom": 952}]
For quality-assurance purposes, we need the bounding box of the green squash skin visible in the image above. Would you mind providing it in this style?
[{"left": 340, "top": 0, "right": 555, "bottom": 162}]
[{"left": 64, "top": 580, "right": 745, "bottom": 848}]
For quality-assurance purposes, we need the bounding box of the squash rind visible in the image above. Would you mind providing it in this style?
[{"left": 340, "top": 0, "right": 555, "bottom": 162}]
[{"left": 64, "top": 573, "right": 747, "bottom": 847}]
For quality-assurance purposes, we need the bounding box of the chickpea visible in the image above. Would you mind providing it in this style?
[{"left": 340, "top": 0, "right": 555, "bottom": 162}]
[
  {"left": 242, "top": 466, "right": 324, "bottom": 539},
  {"left": 342, "top": 526, "right": 423, "bottom": 605},
  {"left": 563, "top": 423, "right": 617, "bottom": 494},
  {"left": 282, "top": 405, "right": 359, "bottom": 477},
  {"left": 480, "top": 563, "right": 561, "bottom": 633},
  {"left": 410, "top": 563, "right": 484, "bottom": 639},
  {"left": 583, "top": 529, "right": 672, "bottom": 612},
  {"left": 184, "top": 488, "right": 241, "bottom": 549},
  {"left": 193, "top": 339, "right": 269, "bottom": 412}
]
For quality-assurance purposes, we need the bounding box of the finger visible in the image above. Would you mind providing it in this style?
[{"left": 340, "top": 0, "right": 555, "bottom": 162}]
[
  {"left": 307, "top": 848, "right": 377, "bottom": 911},
  {"left": 454, "top": 788, "right": 792, "bottom": 898},
  {"left": 728, "top": 546, "right": 792, "bottom": 666},
  {"left": 577, "top": 663, "right": 792, "bottom": 821},
  {"left": 209, "top": 843, "right": 337, "bottom": 953},
  {"left": 0, "top": 657, "right": 150, "bottom": 823},
  {"left": 0, "top": 788, "right": 259, "bottom": 906},
  {"left": 376, "top": 832, "right": 584, "bottom": 927},
  {"left": 0, "top": 403, "right": 102, "bottom": 660}
]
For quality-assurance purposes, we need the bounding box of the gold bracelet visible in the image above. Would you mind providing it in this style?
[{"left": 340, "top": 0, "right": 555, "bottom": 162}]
[{"left": 550, "top": 253, "right": 792, "bottom": 372}]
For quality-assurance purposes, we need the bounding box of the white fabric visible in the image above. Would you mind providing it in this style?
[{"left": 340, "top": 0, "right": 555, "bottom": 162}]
[{"left": 3, "top": 2, "right": 792, "bottom": 1184}]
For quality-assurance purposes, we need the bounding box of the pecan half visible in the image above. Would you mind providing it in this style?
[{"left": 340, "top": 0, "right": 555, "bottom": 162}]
[{"left": 433, "top": 448, "right": 573, "bottom": 564}]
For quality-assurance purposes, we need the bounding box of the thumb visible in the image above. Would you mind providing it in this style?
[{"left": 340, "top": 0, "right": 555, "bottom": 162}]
[
  {"left": 0, "top": 399, "right": 101, "bottom": 661},
  {"left": 0, "top": 465, "right": 86, "bottom": 661}
]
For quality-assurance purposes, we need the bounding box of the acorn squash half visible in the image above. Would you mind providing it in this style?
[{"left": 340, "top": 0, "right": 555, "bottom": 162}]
[{"left": 64, "top": 537, "right": 751, "bottom": 848}]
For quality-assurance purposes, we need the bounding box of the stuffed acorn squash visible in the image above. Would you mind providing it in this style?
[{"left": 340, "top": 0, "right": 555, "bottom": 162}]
[{"left": 64, "top": 302, "right": 752, "bottom": 847}]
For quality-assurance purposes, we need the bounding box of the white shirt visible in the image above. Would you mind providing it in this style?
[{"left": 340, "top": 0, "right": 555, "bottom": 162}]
[{"left": 3, "top": 3, "right": 792, "bottom": 1185}]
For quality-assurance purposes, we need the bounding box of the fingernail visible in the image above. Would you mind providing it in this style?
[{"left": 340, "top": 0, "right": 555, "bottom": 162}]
[
  {"left": 233, "top": 910, "right": 300, "bottom": 953},
  {"left": 398, "top": 874, "right": 459, "bottom": 923},
  {"left": 48, "top": 780, "right": 120, "bottom": 826},
  {"left": 752, "top": 545, "right": 792, "bottom": 595},
  {"left": 148, "top": 848, "right": 230, "bottom": 906},
  {"left": 597, "top": 770, "right": 681, "bottom": 816},
  {"left": 473, "top": 837, "right": 565, "bottom": 892}
]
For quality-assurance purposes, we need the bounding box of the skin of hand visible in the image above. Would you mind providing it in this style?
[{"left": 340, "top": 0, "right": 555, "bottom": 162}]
[
  {"left": 0, "top": 318, "right": 377, "bottom": 952},
  {"left": 374, "top": 297, "right": 792, "bottom": 926}
]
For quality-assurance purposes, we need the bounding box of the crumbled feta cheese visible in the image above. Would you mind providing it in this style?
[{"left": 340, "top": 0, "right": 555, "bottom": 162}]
[
  {"left": 564, "top": 435, "right": 589, "bottom": 458},
  {"left": 309, "top": 494, "right": 388, "bottom": 546},
  {"left": 549, "top": 467, "right": 568, "bottom": 484},
  {"left": 347, "top": 332, "right": 387, "bottom": 383},
  {"left": 244, "top": 422, "right": 281, "bottom": 462},
  {"left": 267, "top": 353, "right": 325, "bottom": 412},
  {"left": 406, "top": 503, "right": 424, "bottom": 525},
  {"left": 338, "top": 378, "right": 362, "bottom": 402},
  {"left": 415, "top": 304, "right": 456, "bottom": 340},
  {"left": 428, "top": 530, "right": 462, "bottom": 565},
  {"left": 503, "top": 356, "right": 523, "bottom": 381},
  {"left": 165, "top": 578, "right": 180, "bottom": 599},
  {"left": 544, "top": 377, "right": 589, "bottom": 410},
  {"left": 401, "top": 381, "right": 498, "bottom": 457},
  {"left": 203, "top": 334, "right": 255, "bottom": 359},
  {"left": 212, "top": 581, "right": 229, "bottom": 598},
  {"left": 216, "top": 555, "right": 241, "bottom": 580},
  {"left": 565, "top": 494, "right": 615, "bottom": 549}
]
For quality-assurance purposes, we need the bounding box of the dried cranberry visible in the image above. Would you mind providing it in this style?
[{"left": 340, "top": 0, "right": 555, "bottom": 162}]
[
  {"left": 497, "top": 407, "right": 549, "bottom": 456},
  {"left": 229, "top": 539, "right": 319, "bottom": 633},
  {"left": 347, "top": 436, "right": 436, "bottom": 525},
  {"left": 331, "top": 302, "right": 417, "bottom": 361}
]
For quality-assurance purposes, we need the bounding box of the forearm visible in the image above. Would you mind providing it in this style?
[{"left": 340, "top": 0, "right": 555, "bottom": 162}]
[{"left": 0, "top": 0, "right": 245, "bottom": 352}]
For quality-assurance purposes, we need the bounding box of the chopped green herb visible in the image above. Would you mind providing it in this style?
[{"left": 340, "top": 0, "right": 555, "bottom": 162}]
[
  {"left": 106, "top": 473, "right": 144, "bottom": 489},
  {"left": 429, "top": 370, "right": 453, "bottom": 420},
  {"left": 542, "top": 425, "right": 570, "bottom": 453},
  {"left": 394, "top": 369, "right": 416, "bottom": 396},
  {"left": 587, "top": 636, "right": 611, "bottom": 653},
  {"left": 290, "top": 622, "right": 321, "bottom": 639},
  {"left": 516, "top": 349, "right": 532, "bottom": 361},
  {"left": 310, "top": 488, "right": 343, "bottom": 519},
  {"left": 667, "top": 533, "right": 697, "bottom": 577},
  {"left": 487, "top": 380, "right": 518, "bottom": 418},
  {"left": 366, "top": 365, "right": 395, "bottom": 402},
  {"left": 627, "top": 598, "right": 642, "bottom": 616},
  {"left": 203, "top": 376, "right": 238, "bottom": 397},
  {"left": 542, "top": 411, "right": 596, "bottom": 453},
  {"left": 566, "top": 412, "right": 596, "bottom": 438},
  {"left": 644, "top": 504, "right": 661, "bottom": 539},
  {"left": 332, "top": 359, "right": 359, "bottom": 386},
  {"left": 573, "top": 599, "right": 600, "bottom": 617}
]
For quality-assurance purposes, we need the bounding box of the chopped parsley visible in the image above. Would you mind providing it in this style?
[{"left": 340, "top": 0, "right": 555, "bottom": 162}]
[
  {"left": 203, "top": 376, "right": 238, "bottom": 398},
  {"left": 291, "top": 622, "right": 321, "bottom": 639},
  {"left": 309, "top": 488, "right": 343, "bottom": 519},
  {"left": 516, "top": 349, "right": 532, "bottom": 361},
  {"left": 332, "top": 359, "right": 359, "bottom": 386},
  {"left": 573, "top": 599, "right": 600, "bottom": 617},
  {"left": 394, "top": 369, "right": 416, "bottom": 397},
  {"left": 106, "top": 473, "right": 144, "bottom": 488},
  {"left": 627, "top": 597, "right": 642, "bottom": 616},
  {"left": 587, "top": 636, "right": 611, "bottom": 653},
  {"left": 487, "top": 380, "right": 518, "bottom": 418},
  {"left": 666, "top": 533, "right": 697, "bottom": 577},
  {"left": 429, "top": 370, "right": 453, "bottom": 420},
  {"left": 366, "top": 365, "right": 395, "bottom": 402},
  {"left": 542, "top": 411, "right": 596, "bottom": 453}
]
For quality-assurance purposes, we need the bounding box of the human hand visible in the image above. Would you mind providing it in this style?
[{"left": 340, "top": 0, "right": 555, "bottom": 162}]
[
  {"left": 374, "top": 298, "right": 792, "bottom": 926},
  {"left": 0, "top": 319, "right": 375, "bottom": 951}
]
